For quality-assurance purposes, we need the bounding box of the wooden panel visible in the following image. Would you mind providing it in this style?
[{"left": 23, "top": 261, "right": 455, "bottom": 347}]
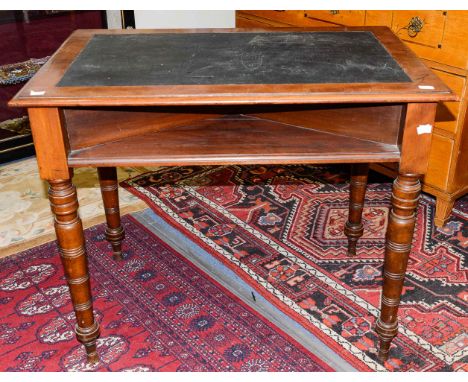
[
  {"left": 247, "top": 104, "right": 403, "bottom": 145},
  {"left": 424, "top": 133, "right": 453, "bottom": 189},
  {"left": 236, "top": 14, "right": 291, "bottom": 28},
  {"left": 238, "top": 11, "right": 306, "bottom": 26},
  {"left": 365, "top": 11, "right": 393, "bottom": 27},
  {"left": 294, "top": 16, "right": 337, "bottom": 27},
  {"left": 304, "top": 10, "right": 366, "bottom": 26},
  {"left": 27, "top": 108, "right": 70, "bottom": 180},
  {"left": 67, "top": 116, "right": 400, "bottom": 167},
  {"left": 436, "top": 11, "right": 468, "bottom": 69},
  {"left": 64, "top": 108, "right": 219, "bottom": 150},
  {"left": 399, "top": 103, "right": 437, "bottom": 174},
  {"left": 432, "top": 69, "right": 465, "bottom": 135},
  {"left": 449, "top": 106, "right": 468, "bottom": 193},
  {"left": 392, "top": 11, "right": 446, "bottom": 49},
  {"left": 399, "top": 11, "right": 468, "bottom": 70}
]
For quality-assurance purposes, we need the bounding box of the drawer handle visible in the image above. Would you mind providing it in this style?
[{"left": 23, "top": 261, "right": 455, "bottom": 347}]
[
  {"left": 329, "top": 10, "right": 340, "bottom": 15},
  {"left": 406, "top": 16, "right": 424, "bottom": 37}
]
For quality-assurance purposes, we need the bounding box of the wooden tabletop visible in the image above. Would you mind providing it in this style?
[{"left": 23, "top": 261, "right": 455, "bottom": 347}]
[{"left": 9, "top": 27, "right": 457, "bottom": 108}]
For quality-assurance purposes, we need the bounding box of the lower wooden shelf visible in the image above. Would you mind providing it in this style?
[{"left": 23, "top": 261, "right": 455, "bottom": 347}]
[{"left": 67, "top": 115, "right": 400, "bottom": 167}]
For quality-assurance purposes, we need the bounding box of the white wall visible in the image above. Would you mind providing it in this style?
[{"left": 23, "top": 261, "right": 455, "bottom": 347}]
[
  {"left": 133, "top": 10, "right": 235, "bottom": 29},
  {"left": 105, "top": 10, "right": 122, "bottom": 29}
]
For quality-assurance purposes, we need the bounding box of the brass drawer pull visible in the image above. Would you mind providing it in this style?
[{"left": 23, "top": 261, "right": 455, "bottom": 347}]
[
  {"left": 407, "top": 16, "right": 424, "bottom": 37},
  {"left": 329, "top": 10, "right": 340, "bottom": 15}
]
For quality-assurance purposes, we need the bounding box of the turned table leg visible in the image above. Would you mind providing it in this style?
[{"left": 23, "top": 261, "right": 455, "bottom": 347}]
[
  {"left": 97, "top": 167, "right": 125, "bottom": 260},
  {"left": 345, "top": 163, "right": 369, "bottom": 256},
  {"left": 375, "top": 173, "right": 421, "bottom": 361},
  {"left": 49, "top": 178, "right": 100, "bottom": 363}
]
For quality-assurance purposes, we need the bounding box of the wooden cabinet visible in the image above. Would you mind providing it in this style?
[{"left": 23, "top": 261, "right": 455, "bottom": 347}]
[
  {"left": 236, "top": 10, "right": 320, "bottom": 27},
  {"left": 236, "top": 10, "right": 468, "bottom": 226},
  {"left": 392, "top": 11, "right": 446, "bottom": 49},
  {"left": 304, "top": 10, "right": 366, "bottom": 26}
]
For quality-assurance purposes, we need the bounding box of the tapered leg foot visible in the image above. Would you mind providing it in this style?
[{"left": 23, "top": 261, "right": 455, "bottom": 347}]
[
  {"left": 87, "top": 349, "right": 99, "bottom": 364},
  {"left": 98, "top": 167, "right": 125, "bottom": 260},
  {"left": 77, "top": 322, "right": 100, "bottom": 362},
  {"left": 375, "top": 173, "right": 421, "bottom": 361},
  {"left": 344, "top": 164, "right": 369, "bottom": 256},
  {"left": 375, "top": 318, "right": 397, "bottom": 361},
  {"left": 434, "top": 197, "right": 455, "bottom": 227},
  {"left": 378, "top": 340, "right": 392, "bottom": 361},
  {"left": 48, "top": 178, "right": 100, "bottom": 363}
]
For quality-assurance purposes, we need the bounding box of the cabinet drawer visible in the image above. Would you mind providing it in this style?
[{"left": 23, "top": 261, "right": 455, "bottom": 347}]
[
  {"left": 236, "top": 13, "right": 291, "bottom": 28},
  {"left": 364, "top": 11, "right": 393, "bottom": 27},
  {"left": 392, "top": 11, "right": 446, "bottom": 49},
  {"left": 432, "top": 69, "right": 466, "bottom": 135},
  {"left": 393, "top": 11, "right": 468, "bottom": 69},
  {"left": 304, "top": 10, "right": 366, "bottom": 26},
  {"left": 424, "top": 133, "right": 453, "bottom": 190},
  {"left": 238, "top": 11, "right": 307, "bottom": 26}
]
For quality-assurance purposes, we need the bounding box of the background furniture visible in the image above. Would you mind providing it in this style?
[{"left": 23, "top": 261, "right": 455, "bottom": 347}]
[
  {"left": 0, "top": 10, "right": 104, "bottom": 163},
  {"left": 237, "top": 10, "right": 468, "bottom": 226}
]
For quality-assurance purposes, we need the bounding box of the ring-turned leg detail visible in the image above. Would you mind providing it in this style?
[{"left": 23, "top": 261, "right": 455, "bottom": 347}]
[
  {"left": 375, "top": 174, "right": 421, "bottom": 361},
  {"left": 48, "top": 179, "right": 100, "bottom": 363},
  {"left": 98, "top": 167, "right": 125, "bottom": 260},
  {"left": 344, "top": 163, "right": 369, "bottom": 256}
]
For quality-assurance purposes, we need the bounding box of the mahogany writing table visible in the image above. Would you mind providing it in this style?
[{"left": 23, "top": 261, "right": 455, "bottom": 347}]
[{"left": 9, "top": 27, "right": 456, "bottom": 363}]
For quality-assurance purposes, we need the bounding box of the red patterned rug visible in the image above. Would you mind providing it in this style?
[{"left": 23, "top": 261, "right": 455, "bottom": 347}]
[
  {"left": 0, "top": 215, "right": 332, "bottom": 372},
  {"left": 122, "top": 164, "right": 468, "bottom": 372}
]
